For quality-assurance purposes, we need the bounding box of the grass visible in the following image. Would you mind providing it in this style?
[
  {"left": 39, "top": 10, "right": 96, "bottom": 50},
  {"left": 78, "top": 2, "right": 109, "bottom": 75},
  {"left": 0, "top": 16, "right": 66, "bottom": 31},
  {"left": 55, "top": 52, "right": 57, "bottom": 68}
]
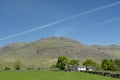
[{"left": 0, "top": 71, "right": 119, "bottom": 80}]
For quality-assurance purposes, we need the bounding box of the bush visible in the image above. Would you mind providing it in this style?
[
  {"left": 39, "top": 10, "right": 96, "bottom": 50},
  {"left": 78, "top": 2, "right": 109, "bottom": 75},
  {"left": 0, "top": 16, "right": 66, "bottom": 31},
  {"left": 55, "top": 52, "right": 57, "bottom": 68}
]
[
  {"left": 14, "top": 60, "right": 22, "bottom": 70},
  {"left": 50, "top": 65, "right": 59, "bottom": 71},
  {"left": 4, "top": 66, "right": 10, "bottom": 70}
]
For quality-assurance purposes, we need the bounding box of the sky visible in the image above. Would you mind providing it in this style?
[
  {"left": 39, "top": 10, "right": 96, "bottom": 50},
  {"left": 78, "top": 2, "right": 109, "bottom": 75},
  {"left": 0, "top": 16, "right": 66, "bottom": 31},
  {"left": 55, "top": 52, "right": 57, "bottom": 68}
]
[{"left": 0, "top": 0, "right": 120, "bottom": 46}]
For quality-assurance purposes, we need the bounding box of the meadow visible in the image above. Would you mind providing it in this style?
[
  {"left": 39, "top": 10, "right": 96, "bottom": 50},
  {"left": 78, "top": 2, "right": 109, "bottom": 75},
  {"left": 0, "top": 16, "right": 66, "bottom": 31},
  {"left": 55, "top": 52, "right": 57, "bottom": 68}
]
[{"left": 0, "top": 71, "right": 119, "bottom": 80}]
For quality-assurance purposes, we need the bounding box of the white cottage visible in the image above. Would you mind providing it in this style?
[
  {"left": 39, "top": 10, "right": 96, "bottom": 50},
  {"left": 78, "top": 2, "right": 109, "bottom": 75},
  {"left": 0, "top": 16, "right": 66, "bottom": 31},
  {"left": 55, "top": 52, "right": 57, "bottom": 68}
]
[
  {"left": 78, "top": 66, "right": 86, "bottom": 71},
  {"left": 78, "top": 66, "right": 93, "bottom": 72},
  {"left": 67, "top": 65, "right": 93, "bottom": 72}
]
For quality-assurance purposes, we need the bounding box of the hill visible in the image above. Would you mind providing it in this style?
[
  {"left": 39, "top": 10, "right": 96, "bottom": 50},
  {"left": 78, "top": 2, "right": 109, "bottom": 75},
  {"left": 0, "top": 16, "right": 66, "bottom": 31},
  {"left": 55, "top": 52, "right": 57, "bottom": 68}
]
[{"left": 0, "top": 37, "right": 119, "bottom": 68}]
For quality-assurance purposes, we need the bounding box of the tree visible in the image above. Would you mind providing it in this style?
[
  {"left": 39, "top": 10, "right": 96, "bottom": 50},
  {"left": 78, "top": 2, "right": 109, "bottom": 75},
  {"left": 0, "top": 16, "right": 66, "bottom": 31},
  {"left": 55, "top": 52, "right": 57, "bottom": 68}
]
[
  {"left": 114, "top": 59, "right": 120, "bottom": 68},
  {"left": 82, "top": 59, "right": 98, "bottom": 67},
  {"left": 14, "top": 60, "right": 22, "bottom": 70},
  {"left": 69, "top": 59, "right": 79, "bottom": 65},
  {"left": 83, "top": 59, "right": 93, "bottom": 66},
  {"left": 82, "top": 59, "right": 100, "bottom": 70},
  {"left": 56, "top": 56, "right": 68, "bottom": 70},
  {"left": 101, "top": 59, "right": 110, "bottom": 70},
  {"left": 109, "top": 60, "right": 119, "bottom": 71},
  {"left": 101, "top": 59, "right": 119, "bottom": 71}
]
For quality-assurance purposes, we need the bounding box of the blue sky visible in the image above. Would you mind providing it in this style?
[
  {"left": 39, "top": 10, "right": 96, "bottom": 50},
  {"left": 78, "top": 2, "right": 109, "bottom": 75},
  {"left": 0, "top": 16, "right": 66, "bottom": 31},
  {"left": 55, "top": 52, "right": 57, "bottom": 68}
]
[{"left": 0, "top": 0, "right": 120, "bottom": 46}]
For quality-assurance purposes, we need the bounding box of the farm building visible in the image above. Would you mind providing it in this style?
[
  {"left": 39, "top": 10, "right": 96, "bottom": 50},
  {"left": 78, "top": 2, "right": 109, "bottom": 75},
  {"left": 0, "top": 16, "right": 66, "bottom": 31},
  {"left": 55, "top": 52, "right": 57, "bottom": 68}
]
[
  {"left": 78, "top": 66, "right": 86, "bottom": 71},
  {"left": 66, "top": 65, "right": 94, "bottom": 72}
]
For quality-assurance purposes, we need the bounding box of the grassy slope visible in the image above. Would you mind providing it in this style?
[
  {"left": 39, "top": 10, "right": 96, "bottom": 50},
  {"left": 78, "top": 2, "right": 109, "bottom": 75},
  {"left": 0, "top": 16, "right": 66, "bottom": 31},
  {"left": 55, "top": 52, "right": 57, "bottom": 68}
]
[{"left": 0, "top": 71, "right": 119, "bottom": 80}]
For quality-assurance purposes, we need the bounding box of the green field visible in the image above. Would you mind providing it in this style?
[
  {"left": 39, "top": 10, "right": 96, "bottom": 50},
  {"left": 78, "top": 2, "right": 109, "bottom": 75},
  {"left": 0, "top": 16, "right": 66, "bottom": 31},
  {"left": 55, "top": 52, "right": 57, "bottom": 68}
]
[{"left": 0, "top": 71, "right": 119, "bottom": 80}]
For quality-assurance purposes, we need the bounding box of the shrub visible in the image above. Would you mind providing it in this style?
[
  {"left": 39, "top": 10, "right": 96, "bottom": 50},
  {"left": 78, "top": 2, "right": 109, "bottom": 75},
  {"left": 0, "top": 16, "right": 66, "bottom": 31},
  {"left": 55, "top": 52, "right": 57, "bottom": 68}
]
[
  {"left": 4, "top": 66, "right": 10, "bottom": 70},
  {"left": 14, "top": 60, "right": 22, "bottom": 70}
]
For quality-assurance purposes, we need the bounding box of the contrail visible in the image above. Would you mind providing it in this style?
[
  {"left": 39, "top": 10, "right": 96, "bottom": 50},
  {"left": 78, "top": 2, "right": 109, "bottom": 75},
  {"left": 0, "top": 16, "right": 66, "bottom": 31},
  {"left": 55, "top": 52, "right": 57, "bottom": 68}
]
[
  {"left": 96, "top": 18, "right": 120, "bottom": 25},
  {"left": 0, "top": 1, "right": 120, "bottom": 41}
]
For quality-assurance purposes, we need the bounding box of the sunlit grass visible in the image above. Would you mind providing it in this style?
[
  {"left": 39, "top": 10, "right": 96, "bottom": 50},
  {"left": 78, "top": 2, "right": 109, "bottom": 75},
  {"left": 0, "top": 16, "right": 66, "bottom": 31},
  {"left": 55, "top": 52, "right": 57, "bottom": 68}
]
[{"left": 0, "top": 71, "right": 119, "bottom": 80}]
